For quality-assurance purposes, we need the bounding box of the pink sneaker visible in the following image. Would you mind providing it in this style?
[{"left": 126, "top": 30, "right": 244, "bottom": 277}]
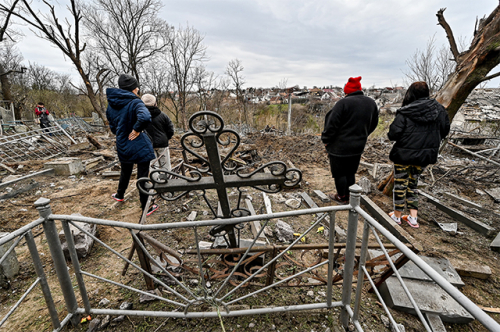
[
  {"left": 403, "top": 215, "right": 419, "bottom": 228},
  {"left": 112, "top": 193, "right": 124, "bottom": 202}
]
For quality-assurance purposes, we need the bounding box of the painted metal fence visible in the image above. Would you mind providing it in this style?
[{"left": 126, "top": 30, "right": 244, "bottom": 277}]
[{"left": 0, "top": 185, "right": 498, "bottom": 331}]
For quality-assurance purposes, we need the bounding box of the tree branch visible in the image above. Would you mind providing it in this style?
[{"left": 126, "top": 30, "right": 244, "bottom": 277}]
[
  {"left": 436, "top": 8, "right": 460, "bottom": 62},
  {"left": 478, "top": 70, "right": 500, "bottom": 83}
]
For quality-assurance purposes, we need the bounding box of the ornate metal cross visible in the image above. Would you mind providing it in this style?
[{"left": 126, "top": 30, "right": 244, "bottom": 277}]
[{"left": 138, "top": 111, "right": 302, "bottom": 248}]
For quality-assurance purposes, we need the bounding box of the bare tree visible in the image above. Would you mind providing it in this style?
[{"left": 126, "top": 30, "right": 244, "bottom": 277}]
[
  {"left": 0, "top": 0, "right": 107, "bottom": 123},
  {"left": 226, "top": 58, "right": 248, "bottom": 125},
  {"left": 435, "top": 6, "right": 500, "bottom": 121},
  {"left": 0, "top": 0, "right": 20, "bottom": 43},
  {"left": 164, "top": 25, "right": 208, "bottom": 129},
  {"left": 404, "top": 34, "right": 462, "bottom": 95},
  {"left": 84, "top": 0, "right": 168, "bottom": 84}
]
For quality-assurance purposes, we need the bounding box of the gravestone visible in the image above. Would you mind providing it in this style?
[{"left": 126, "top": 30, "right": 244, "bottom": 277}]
[{"left": 0, "top": 232, "right": 19, "bottom": 280}]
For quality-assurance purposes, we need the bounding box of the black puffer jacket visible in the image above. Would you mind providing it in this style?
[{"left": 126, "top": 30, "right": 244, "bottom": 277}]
[
  {"left": 388, "top": 98, "right": 450, "bottom": 167},
  {"left": 145, "top": 106, "right": 175, "bottom": 148},
  {"left": 321, "top": 91, "right": 379, "bottom": 157}
]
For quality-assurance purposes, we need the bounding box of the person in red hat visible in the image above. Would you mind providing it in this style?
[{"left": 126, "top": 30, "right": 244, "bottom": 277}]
[{"left": 321, "top": 76, "right": 379, "bottom": 204}]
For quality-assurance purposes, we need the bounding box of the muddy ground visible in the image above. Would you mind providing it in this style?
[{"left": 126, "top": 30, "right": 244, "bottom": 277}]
[{"left": 0, "top": 131, "right": 499, "bottom": 332}]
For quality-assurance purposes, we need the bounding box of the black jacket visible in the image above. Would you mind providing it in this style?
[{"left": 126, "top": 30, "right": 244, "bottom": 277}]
[
  {"left": 321, "top": 91, "right": 379, "bottom": 157},
  {"left": 388, "top": 98, "right": 450, "bottom": 167},
  {"left": 145, "top": 106, "right": 174, "bottom": 148}
]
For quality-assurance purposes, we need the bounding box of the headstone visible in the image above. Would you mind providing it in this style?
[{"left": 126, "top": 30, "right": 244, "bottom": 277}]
[
  {"left": 0, "top": 232, "right": 19, "bottom": 279},
  {"left": 58, "top": 214, "right": 95, "bottom": 260},
  {"left": 379, "top": 277, "right": 473, "bottom": 323},
  {"left": 44, "top": 158, "right": 84, "bottom": 176}
]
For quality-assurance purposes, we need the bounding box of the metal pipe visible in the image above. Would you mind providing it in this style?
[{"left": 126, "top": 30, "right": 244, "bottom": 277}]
[
  {"left": 80, "top": 271, "right": 186, "bottom": 307},
  {"left": 356, "top": 206, "right": 500, "bottom": 331},
  {"left": 36, "top": 198, "right": 80, "bottom": 327},
  {"left": 61, "top": 220, "right": 91, "bottom": 314},
  {"left": 353, "top": 220, "right": 370, "bottom": 321},
  {"left": 129, "top": 230, "right": 195, "bottom": 301},
  {"left": 0, "top": 233, "right": 25, "bottom": 266},
  {"left": 0, "top": 278, "right": 40, "bottom": 327},
  {"left": 78, "top": 302, "right": 343, "bottom": 318},
  {"left": 226, "top": 260, "right": 329, "bottom": 306},
  {"left": 341, "top": 184, "right": 362, "bottom": 328},
  {"left": 0, "top": 169, "right": 54, "bottom": 190},
  {"left": 0, "top": 218, "right": 44, "bottom": 246},
  {"left": 326, "top": 211, "right": 336, "bottom": 307},
  {"left": 222, "top": 213, "right": 327, "bottom": 301},
  {"left": 363, "top": 266, "right": 401, "bottom": 332},
  {"left": 51, "top": 204, "right": 348, "bottom": 231},
  {"left": 25, "top": 230, "right": 61, "bottom": 330},
  {"left": 344, "top": 305, "right": 364, "bottom": 332}
]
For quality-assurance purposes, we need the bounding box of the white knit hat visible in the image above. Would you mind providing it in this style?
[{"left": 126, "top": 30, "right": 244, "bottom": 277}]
[{"left": 141, "top": 94, "right": 156, "bottom": 106}]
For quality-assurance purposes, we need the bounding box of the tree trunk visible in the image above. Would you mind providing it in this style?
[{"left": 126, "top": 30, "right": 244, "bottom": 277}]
[{"left": 435, "top": 6, "right": 500, "bottom": 121}]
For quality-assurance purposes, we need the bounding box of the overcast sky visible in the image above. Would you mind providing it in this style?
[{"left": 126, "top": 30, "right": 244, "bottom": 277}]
[{"left": 14, "top": 0, "right": 500, "bottom": 89}]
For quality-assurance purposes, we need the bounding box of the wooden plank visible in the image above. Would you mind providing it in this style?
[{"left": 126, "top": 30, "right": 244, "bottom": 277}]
[
  {"left": 0, "top": 163, "right": 16, "bottom": 174},
  {"left": 245, "top": 199, "right": 267, "bottom": 240},
  {"left": 360, "top": 195, "right": 423, "bottom": 252},
  {"left": 420, "top": 191, "right": 496, "bottom": 237},
  {"left": 477, "top": 306, "right": 500, "bottom": 314}
]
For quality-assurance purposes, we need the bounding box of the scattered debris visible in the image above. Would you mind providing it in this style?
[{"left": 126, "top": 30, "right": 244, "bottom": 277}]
[{"left": 275, "top": 220, "right": 294, "bottom": 242}]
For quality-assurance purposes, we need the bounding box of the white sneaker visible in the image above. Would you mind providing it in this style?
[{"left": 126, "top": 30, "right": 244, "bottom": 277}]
[{"left": 389, "top": 212, "right": 401, "bottom": 225}]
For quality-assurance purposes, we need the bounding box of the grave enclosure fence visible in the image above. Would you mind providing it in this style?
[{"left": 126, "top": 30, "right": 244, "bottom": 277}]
[{"left": 0, "top": 186, "right": 498, "bottom": 331}]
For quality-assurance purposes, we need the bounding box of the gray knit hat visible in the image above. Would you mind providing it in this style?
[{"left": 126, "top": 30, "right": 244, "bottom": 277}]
[
  {"left": 118, "top": 74, "right": 139, "bottom": 92},
  {"left": 141, "top": 94, "right": 156, "bottom": 106}
]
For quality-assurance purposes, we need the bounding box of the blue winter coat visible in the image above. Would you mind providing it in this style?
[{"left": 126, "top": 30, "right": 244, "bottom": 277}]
[{"left": 106, "top": 88, "right": 155, "bottom": 163}]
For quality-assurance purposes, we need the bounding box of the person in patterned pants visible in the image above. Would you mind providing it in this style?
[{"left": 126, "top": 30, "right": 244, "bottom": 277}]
[
  {"left": 392, "top": 164, "right": 423, "bottom": 226},
  {"left": 387, "top": 81, "right": 450, "bottom": 228}
]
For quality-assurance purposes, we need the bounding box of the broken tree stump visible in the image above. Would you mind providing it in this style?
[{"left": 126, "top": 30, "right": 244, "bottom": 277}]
[{"left": 377, "top": 169, "right": 394, "bottom": 197}]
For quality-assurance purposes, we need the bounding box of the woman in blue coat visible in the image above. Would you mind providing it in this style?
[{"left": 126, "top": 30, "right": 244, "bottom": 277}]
[{"left": 106, "top": 74, "right": 156, "bottom": 214}]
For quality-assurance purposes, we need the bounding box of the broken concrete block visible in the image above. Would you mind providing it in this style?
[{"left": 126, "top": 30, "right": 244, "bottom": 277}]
[
  {"left": 484, "top": 187, "right": 500, "bottom": 203},
  {"left": 451, "top": 260, "right": 492, "bottom": 280},
  {"left": 44, "top": 158, "right": 84, "bottom": 176},
  {"left": 58, "top": 215, "right": 95, "bottom": 260},
  {"left": 0, "top": 232, "right": 19, "bottom": 279},
  {"left": 491, "top": 232, "right": 500, "bottom": 253},
  {"left": 379, "top": 277, "right": 473, "bottom": 323},
  {"left": 357, "top": 177, "right": 372, "bottom": 194},
  {"left": 275, "top": 220, "right": 294, "bottom": 242},
  {"left": 285, "top": 198, "right": 301, "bottom": 209}
]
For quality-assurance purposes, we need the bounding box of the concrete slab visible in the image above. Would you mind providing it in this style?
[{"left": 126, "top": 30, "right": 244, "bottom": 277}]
[
  {"left": 379, "top": 277, "right": 473, "bottom": 323},
  {"left": 425, "top": 313, "right": 446, "bottom": 332},
  {"left": 398, "top": 256, "right": 464, "bottom": 288},
  {"left": 44, "top": 158, "right": 84, "bottom": 176},
  {"left": 450, "top": 260, "right": 491, "bottom": 280},
  {"left": 491, "top": 232, "right": 500, "bottom": 252},
  {"left": 0, "top": 232, "right": 19, "bottom": 279}
]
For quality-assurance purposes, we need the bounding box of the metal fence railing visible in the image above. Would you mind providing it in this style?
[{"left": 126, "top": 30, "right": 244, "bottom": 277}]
[
  {"left": 0, "top": 125, "right": 78, "bottom": 163},
  {"left": 0, "top": 185, "right": 498, "bottom": 331}
]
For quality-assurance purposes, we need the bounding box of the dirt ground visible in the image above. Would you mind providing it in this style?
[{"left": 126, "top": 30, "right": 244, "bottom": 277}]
[{"left": 0, "top": 131, "right": 499, "bottom": 332}]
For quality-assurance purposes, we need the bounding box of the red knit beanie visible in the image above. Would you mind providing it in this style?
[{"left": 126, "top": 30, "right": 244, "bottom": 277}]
[{"left": 344, "top": 76, "right": 362, "bottom": 95}]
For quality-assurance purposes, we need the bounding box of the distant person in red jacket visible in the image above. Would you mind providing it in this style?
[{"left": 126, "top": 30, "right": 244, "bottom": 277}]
[{"left": 34, "top": 102, "right": 51, "bottom": 133}]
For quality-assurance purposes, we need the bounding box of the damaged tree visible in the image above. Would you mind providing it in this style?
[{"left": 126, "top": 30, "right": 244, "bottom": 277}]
[
  {"left": 435, "top": 6, "right": 500, "bottom": 121},
  {"left": 0, "top": 0, "right": 107, "bottom": 124}
]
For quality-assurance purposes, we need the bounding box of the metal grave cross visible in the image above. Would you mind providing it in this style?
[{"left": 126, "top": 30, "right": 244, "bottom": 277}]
[{"left": 138, "top": 111, "right": 302, "bottom": 248}]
